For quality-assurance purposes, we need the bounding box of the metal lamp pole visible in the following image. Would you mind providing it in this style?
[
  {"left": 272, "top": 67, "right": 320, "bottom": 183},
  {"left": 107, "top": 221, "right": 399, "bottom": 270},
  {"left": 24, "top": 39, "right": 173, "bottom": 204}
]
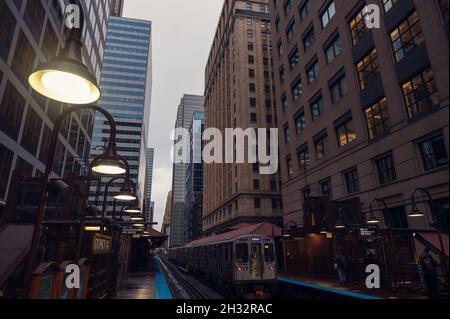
[{"left": 23, "top": 105, "right": 120, "bottom": 298}]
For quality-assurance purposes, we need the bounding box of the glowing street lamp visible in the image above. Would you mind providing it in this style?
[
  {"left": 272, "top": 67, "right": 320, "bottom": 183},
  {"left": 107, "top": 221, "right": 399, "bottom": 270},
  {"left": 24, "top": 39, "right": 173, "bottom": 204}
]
[{"left": 28, "top": 0, "right": 100, "bottom": 104}]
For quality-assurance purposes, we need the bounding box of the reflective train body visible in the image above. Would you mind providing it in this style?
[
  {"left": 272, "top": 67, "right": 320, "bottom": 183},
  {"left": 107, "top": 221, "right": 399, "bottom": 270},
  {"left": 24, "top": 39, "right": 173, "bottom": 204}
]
[{"left": 169, "top": 234, "right": 277, "bottom": 298}]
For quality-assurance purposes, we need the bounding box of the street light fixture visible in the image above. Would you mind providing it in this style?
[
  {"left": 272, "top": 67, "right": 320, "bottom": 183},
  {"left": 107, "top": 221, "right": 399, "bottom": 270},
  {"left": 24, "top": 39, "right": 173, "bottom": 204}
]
[
  {"left": 124, "top": 206, "right": 142, "bottom": 214},
  {"left": 334, "top": 208, "right": 347, "bottom": 229},
  {"left": 114, "top": 178, "right": 137, "bottom": 201},
  {"left": 28, "top": 0, "right": 100, "bottom": 104},
  {"left": 367, "top": 198, "right": 386, "bottom": 225},
  {"left": 409, "top": 188, "right": 447, "bottom": 280},
  {"left": 23, "top": 105, "right": 121, "bottom": 298}
]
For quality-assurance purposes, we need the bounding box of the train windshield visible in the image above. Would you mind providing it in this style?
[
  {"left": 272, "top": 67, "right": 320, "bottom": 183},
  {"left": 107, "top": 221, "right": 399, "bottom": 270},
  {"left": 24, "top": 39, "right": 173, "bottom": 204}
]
[
  {"left": 235, "top": 243, "right": 249, "bottom": 263},
  {"left": 264, "top": 243, "right": 275, "bottom": 262}
]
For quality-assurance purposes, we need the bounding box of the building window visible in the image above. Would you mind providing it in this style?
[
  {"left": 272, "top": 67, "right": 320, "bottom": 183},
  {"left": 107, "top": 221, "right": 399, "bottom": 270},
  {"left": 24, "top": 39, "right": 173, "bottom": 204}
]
[
  {"left": 0, "top": 82, "right": 26, "bottom": 140},
  {"left": 325, "top": 35, "right": 341, "bottom": 64},
  {"left": 335, "top": 117, "right": 356, "bottom": 147},
  {"left": 302, "top": 27, "right": 315, "bottom": 51},
  {"left": 24, "top": 0, "right": 46, "bottom": 41},
  {"left": 344, "top": 168, "right": 360, "bottom": 194},
  {"left": 310, "top": 96, "right": 324, "bottom": 121},
  {"left": 349, "top": 7, "right": 371, "bottom": 45},
  {"left": 250, "top": 98, "right": 257, "bottom": 107},
  {"left": 248, "top": 42, "right": 254, "bottom": 51},
  {"left": 279, "top": 65, "right": 286, "bottom": 82},
  {"left": 294, "top": 109, "right": 306, "bottom": 134},
  {"left": 0, "top": 144, "right": 13, "bottom": 199},
  {"left": 438, "top": 0, "right": 449, "bottom": 26},
  {"left": 364, "top": 98, "right": 390, "bottom": 140},
  {"left": 249, "top": 69, "right": 255, "bottom": 78},
  {"left": 0, "top": 5, "right": 17, "bottom": 61},
  {"left": 297, "top": 145, "right": 309, "bottom": 171},
  {"left": 250, "top": 113, "right": 257, "bottom": 123},
  {"left": 356, "top": 48, "right": 380, "bottom": 90},
  {"left": 275, "top": 16, "right": 280, "bottom": 32},
  {"left": 286, "top": 19, "right": 296, "bottom": 42},
  {"left": 299, "top": 0, "right": 311, "bottom": 21},
  {"left": 330, "top": 74, "right": 348, "bottom": 104},
  {"left": 249, "top": 83, "right": 256, "bottom": 92},
  {"left": 383, "top": 0, "right": 399, "bottom": 12},
  {"left": 288, "top": 48, "right": 299, "bottom": 69},
  {"left": 419, "top": 134, "right": 449, "bottom": 170},
  {"left": 376, "top": 153, "right": 397, "bottom": 184},
  {"left": 254, "top": 198, "right": 261, "bottom": 209},
  {"left": 281, "top": 94, "right": 288, "bottom": 112},
  {"left": 253, "top": 179, "right": 261, "bottom": 190},
  {"left": 402, "top": 68, "right": 440, "bottom": 119},
  {"left": 270, "top": 180, "right": 278, "bottom": 191},
  {"left": 291, "top": 77, "right": 303, "bottom": 101},
  {"left": 390, "top": 11, "right": 424, "bottom": 63},
  {"left": 314, "top": 133, "right": 328, "bottom": 160},
  {"left": 321, "top": 179, "right": 333, "bottom": 198},
  {"left": 284, "top": 0, "right": 292, "bottom": 16},
  {"left": 12, "top": 31, "right": 37, "bottom": 85},
  {"left": 21, "top": 106, "right": 42, "bottom": 155},
  {"left": 284, "top": 124, "right": 291, "bottom": 143},
  {"left": 286, "top": 156, "right": 294, "bottom": 177},
  {"left": 248, "top": 55, "right": 255, "bottom": 64},
  {"left": 247, "top": 29, "right": 254, "bottom": 38},
  {"left": 321, "top": 1, "right": 336, "bottom": 28},
  {"left": 306, "top": 59, "right": 319, "bottom": 84},
  {"left": 277, "top": 41, "right": 283, "bottom": 56}
]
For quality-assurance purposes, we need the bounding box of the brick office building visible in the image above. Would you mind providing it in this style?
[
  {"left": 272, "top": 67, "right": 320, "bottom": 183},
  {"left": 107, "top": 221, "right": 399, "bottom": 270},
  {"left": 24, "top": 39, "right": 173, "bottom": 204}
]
[
  {"left": 269, "top": 0, "right": 448, "bottom": 282},
  {"left": 203, "top": 0, "right": 283, "bottom": 235}
]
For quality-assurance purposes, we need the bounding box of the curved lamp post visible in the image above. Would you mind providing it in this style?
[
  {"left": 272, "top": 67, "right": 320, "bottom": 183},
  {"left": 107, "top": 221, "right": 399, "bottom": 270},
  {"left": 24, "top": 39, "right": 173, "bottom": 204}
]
[
  {"left": 28, "top": 0, "right": 100, "bottom": 104},
  {"left": 368, "top": 199, "right": 385, "bottom": 225},
  {"left": 335, "top": 208, "right": 347, "bottom": 229},
  {"left": 283, "top": 220, "right": 298, "bottom": 238},
  {"left": 23, "top": 105, "right": 123, "bottom": 297},
  {"left": 101, "top": 169, "right": 137, "bottom": 229},
  {"left": 409, "top": 188, "right": 448, "bottom": 279}
]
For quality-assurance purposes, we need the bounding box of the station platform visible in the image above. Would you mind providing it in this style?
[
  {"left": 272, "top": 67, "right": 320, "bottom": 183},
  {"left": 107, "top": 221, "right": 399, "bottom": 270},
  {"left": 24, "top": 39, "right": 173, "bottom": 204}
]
[
  {"left": 114, "top": 273, "right": 156, "bottom": 299},
  {"left": 278, "top": 274, "right": 427, "bottom": 299},
  {"left": 113, "top": 258, "right": 173, "bottom": 299}
]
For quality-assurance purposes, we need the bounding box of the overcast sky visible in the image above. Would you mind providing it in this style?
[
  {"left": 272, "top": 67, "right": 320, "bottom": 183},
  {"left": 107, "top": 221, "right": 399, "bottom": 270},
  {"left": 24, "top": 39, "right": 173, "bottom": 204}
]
[{"left": 123, "top": 1, "right": 224, "bottom": 230}]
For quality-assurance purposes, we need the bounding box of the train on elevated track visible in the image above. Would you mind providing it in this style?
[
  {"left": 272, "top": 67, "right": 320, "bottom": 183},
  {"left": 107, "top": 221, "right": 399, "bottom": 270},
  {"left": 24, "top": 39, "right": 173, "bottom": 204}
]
[{"left": 168, "top": 223, "right": 279, "bottom": 298}]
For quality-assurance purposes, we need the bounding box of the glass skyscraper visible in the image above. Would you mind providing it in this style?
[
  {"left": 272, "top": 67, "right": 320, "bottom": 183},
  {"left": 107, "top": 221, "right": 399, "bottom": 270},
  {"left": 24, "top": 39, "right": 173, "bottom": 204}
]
[
  {"left": 89, "top": 16, "right": 152, "bottom": 213},
  {"left": 0, "top": 0, "right": 114, "bottom": 204}
]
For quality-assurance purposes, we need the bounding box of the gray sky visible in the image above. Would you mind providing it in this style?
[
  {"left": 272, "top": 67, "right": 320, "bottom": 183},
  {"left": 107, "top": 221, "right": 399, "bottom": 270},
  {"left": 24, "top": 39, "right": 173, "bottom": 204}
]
[{"left": 123, "top": 1, "right": 224, "bottom": 230}]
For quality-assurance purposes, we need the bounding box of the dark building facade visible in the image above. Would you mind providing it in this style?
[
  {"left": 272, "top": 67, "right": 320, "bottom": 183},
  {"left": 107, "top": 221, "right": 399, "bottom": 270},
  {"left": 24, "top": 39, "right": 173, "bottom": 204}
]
[
  {"left": 185, "top": 111, "right": 205, "bottom": 242},
  {"left": 270, "top": 0, "right": 449, "bottom": 280}
]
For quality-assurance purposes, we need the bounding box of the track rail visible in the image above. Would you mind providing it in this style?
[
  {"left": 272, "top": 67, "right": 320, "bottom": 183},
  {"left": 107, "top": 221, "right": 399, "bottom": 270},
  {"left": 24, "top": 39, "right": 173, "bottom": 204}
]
[{"left": 156, "top": 255, "right": 225, "bottom": 299}]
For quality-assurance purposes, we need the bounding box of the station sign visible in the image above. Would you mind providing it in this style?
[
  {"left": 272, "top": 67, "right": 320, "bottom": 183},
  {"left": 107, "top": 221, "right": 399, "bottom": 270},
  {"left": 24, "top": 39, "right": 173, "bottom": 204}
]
[
  {"left": 91, "top": 233, "right": 112, "bottom": 255},
  {"left": 122, "top": 226, "right": 139, "bottom": 235},
  {"left": 359, "top": 226, "right": 380, "bottom": 237}
]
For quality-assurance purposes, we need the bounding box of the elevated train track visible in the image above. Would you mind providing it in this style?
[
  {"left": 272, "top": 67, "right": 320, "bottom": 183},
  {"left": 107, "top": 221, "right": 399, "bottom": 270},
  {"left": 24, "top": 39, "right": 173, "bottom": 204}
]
[{"left": 156, "top": 255, "right": 226, "bottom": 299}]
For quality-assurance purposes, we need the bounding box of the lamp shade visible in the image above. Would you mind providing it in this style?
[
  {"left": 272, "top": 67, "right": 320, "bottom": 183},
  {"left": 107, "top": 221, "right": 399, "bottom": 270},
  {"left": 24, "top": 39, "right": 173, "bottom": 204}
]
[
  {"left": 124, "top": 207, "right": 141, "bottom": 214},
  {"left": 29, "top": 56, "right": 100, "bottom": 105},
  {"left": 367, "top": 215, "right": 380, "bottom": 224},
  {"left": 114, "top": 189, "right": 137, "bottom": 201},
  {"left": 92, "top": 156, "right": 126, "bottom": 175},
  {"left": 408, "top": 208, "right": 425, "bottom": 218}
]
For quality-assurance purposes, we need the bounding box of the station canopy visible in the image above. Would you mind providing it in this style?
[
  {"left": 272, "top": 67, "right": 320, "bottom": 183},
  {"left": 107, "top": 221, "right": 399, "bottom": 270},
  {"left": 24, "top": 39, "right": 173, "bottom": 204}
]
[{"left": 184, "top": 222, "right": 281, "bottom": 248}]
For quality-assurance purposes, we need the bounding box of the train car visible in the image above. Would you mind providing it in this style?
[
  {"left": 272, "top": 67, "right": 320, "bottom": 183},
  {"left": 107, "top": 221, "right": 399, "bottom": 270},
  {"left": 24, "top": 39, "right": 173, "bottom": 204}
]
[{"left": 169, "top": 222, "right": 280, "bottom": 298}]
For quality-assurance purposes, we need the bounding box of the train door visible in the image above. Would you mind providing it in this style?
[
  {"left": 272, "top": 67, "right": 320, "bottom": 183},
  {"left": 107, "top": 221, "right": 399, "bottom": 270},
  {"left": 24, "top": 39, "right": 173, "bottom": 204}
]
[{"left": 250, "top": 243, "right": 264, "bottom": 280}]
